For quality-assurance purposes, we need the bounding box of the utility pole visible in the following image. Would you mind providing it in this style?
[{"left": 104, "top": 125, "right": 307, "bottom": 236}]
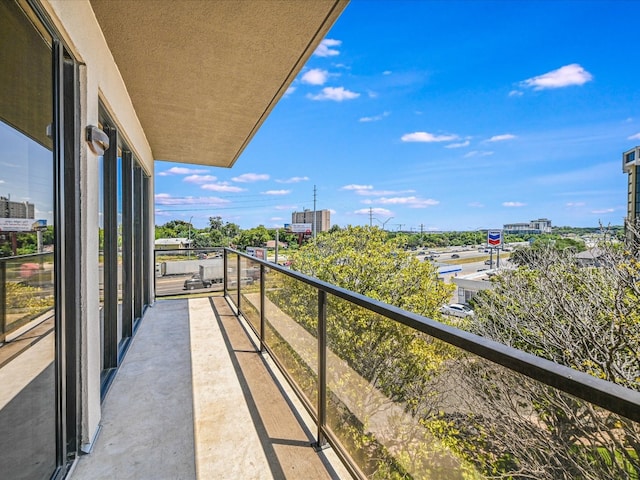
[
  {"left": 369, "top": 207, "right": 373, "bottom": 227},
  {"left": 313, "top": 185, "right": 317, "bottom": 240},
  {"left": 188, "top": 215, "right": 193, "bottom": 259}
]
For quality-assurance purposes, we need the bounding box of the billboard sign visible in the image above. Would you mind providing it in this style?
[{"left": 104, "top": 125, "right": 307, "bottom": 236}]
[
  {"left": 289, "top": 223, "right": 312, "bottom": 233},
  {"left": 246, "top": 247, "right": 267, "bottom": 259},
  {"left": 0, "top": 218, "right": 47, "bottom": 232},
  {"left": 487, "top": 229, "right": 502, "bottom": 247}
]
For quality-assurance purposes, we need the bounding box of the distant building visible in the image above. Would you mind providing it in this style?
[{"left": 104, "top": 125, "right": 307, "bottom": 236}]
[
  {"left": 452, "top": 270, "right": 495, "bottom": 304},
  {"left": 503, "top": 218, "right": 552, "bottom": 235},
  {"left": 292, "top": 209, "right": 330, "bottom": 234},
  {"left": 155, "top": 238, "right": 191, "bottom": 250},
  {"left": 623, "top": 146, "right": 640, "bottom": 224},
  {"left": 0, "top": 196, "right": 34, "bottom": 218}
]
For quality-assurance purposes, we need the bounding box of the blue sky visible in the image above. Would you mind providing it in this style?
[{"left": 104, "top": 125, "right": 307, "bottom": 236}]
[{"left": 155, "top": 0, "right": 640, "bottom": 231}]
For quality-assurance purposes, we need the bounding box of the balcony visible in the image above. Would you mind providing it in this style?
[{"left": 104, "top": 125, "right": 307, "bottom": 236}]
[{"left": 71, "top": 249, "right": 640, "bottom": 479}]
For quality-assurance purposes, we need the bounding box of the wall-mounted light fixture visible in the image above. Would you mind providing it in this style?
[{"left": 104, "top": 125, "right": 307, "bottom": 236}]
[{"left": 85, "top": 125, "right": 110, "bottom": 155}]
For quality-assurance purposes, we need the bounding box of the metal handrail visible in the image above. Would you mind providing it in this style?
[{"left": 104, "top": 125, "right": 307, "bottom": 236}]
[{"left": 225, "top": 247, "right": 640, "bottom": 424}]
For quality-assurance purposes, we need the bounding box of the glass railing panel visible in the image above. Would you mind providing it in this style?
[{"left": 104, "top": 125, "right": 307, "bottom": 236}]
[
  {"left": 263, "top": 268, "right": 318, "bottom": 411},
  {"left": 430, "top": 353, "right": 640, "bottom": 480},
  {"left": 154, "top": 248, "right": 224, "bottom": 297},
  {"left": 2, "top": 253, "right": 54, "bottom": 340},
  {"left": 226, "top": 252, "right": 238, "bottom": 300},
  {"left": 239, "top": 256, "right": 261, "bottom": 333},
  {"left": 324, "top": 292, "right": 640, "bottom": 479},
  {"left": 324, "top": 293, "right": 471, "bottom": 478}
]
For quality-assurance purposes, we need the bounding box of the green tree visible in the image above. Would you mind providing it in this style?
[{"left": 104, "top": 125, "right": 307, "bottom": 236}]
[
  {"left": 268, "top": 226, "right": 469, "bottom": 477},
  {"left": 445, "top": 240, "right": 640, "bottom": 479},
  {"left": 510, "top": 236, "right": 586, "bottom": 267},
  {"left": 235, "top": 225, "right": 270, "bottom": 249}
]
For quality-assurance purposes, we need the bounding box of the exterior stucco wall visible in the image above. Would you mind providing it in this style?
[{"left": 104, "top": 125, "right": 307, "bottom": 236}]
[{"left": 39, "top": 0, "right": 155, "bottom": 450}]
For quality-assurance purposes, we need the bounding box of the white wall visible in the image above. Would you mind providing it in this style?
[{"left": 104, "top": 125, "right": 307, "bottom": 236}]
[{"left": 41, "top": 0, "right": 155, "bottom": 450}]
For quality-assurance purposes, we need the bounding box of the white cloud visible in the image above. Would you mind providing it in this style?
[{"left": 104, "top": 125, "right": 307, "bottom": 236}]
[
  {"left": 154, "top": 193, "right": 230, "bottom": 206},
  {"left": 308, "top": 87, "right": 360, "bottom": 101},
  {"left": 0, "top": 180, "right": 4, "bottom": 184},
  {"left": 401, "top": 131, "right": 458, "bottom": 143},
  {"left": 262, "top": 190, "right": 291, "bottom": 195},
  {"left": 367, "top": 90, "right": 378, "bottom": 98},
  {"left": 201, "top": 183, "right": 245, "bottom": 193},
  {"left": 628, "top": 132, "right": 640, "bottom": 140},
  {"left": 270, "top": 217, "right": 284, "bottom": 222},
  {"left": 359, "top": 111, "right": 390, "bottom": 122},
  {"left": 566, "top": 202, "right": 586, "bottom": 207},
  {"left": 158, "top": 166, "right": 208, "bottom": 176},
  {"left": 591, "top": 208, "right": 615, "bottom": 214},
  {"left": 383, "top": 70, "right": 392, "bottom": 75},
  {"left": 487, "top": 134, "right": 516, "bottom": 142},
  {"left": 354, "top": 207, "right": 392, "bottom": 216},
  {"left": 502, "top": 201, "right": 526, "bottom": 207},
  {"left": 231, "top": 173, "right": 270, "bottom": 183},
  {"left": 329, "top": 209, "right": 337, "bottom": 215},
  {"left": 314, "top": 38, "right": 341, "bottom": 57},
  {"left": 374, "top": 196, "right": 439, "bottom": 208},
  {"left": 468, "top": 202, "right": 484, "bottom": 208},
  {"left": 357, "top": 189, "right": 415, "bottom": 197},
  {"left": 463, "top": 150, "right": 494, "bottom": 158},
  {"left": 509, "top": 90, "right": 524, "bottom": 97},
  {"left": 341, "top": 184, "right": 373, "bottom": 191},
  {"left": 445, "top": 140, "right": 470, "bottom": 149},
  {"left": 276, "top": 176, "right": 309, "bottom": 184},
  {"left": 520, "top": 63, "right": 593, "bottom": 90},
  {"left": 284, "top": 86, "right": 295, "bottom": 96},
  {"left": 301, "top": 68, "right": 329, "bottom": 85},
  {"left": 183, "top": 174, "right": 217, "bottom": 184}
]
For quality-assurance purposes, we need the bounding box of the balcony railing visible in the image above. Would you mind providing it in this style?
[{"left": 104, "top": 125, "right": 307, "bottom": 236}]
[
  {"left": 217, "top": 248, "right": 640, "bottom": 479},
  {"left": 0, "top": 252, "right": 54, "bottom": 344}
]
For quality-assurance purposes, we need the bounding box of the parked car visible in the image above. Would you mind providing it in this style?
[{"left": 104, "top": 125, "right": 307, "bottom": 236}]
[
  {"left": 451, "top": 254, "right": 460, "bottom": 259},
  {"left": 183, "top": 275, "right": 211, "bottom": 290},
  {"left": 439, "top": 303, "right": 475, "bottom": 318},
  {"left": 484, "top": 259, "right": 492, "bottom": 265}
]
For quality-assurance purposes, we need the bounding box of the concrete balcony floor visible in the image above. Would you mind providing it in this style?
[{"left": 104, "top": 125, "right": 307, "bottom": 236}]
[{"left": 70, "top": 295, "right": 350, "bottom": 480}]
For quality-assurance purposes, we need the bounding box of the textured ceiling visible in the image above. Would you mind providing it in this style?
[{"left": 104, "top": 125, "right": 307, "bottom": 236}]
[{"left": 90, "top": 0, "right": 347, "bottom": 168}]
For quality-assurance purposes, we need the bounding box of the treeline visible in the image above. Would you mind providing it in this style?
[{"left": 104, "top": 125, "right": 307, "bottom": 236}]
[
  {"left": 0, "top": 226, "right": 54, "bottom": 257},
  {"left": 155, "top": 218, "right": 624, "bottom": 252}
]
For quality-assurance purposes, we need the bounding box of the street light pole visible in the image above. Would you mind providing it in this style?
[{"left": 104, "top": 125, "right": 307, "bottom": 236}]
[{"left": 188, "top": 216, "right": 193, "bottom": 259}]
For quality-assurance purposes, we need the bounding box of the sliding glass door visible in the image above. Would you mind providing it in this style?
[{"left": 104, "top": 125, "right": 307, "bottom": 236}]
[
  {"left": 98, "top": 110, "right": 151, "bottom": 397},
  {"left": 0, "top": 1, "right": 75, "bottom": 478}
]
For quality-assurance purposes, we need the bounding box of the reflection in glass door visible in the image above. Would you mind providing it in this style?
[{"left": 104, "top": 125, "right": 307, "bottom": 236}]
[{"left": 0, "top": 1, "right": 56, "bottom": 478}]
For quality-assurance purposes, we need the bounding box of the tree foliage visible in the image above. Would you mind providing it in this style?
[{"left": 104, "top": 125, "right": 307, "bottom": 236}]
[
  {"left": 448, "top": 239, "right": 640, "bottom": 479},
  {"left": 290, "top": 226, "right": 453, "bottom": 316},
  {"left": 268, "top": 226, "right": 470, "bottom": 477}
]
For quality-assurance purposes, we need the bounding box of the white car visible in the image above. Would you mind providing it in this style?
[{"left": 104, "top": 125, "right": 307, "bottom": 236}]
[{"left": 439, "top": 303, "right": 475, "bottom": 318}]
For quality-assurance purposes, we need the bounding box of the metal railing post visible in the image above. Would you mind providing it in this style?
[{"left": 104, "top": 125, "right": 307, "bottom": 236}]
[
  {"left": 314, "top": 289, "right": 328, "bottom": 450},
  {"left": 260, "top": 264, "right": 265, "bottom": 352},
  {"left": 152, "top": 250, "right": 157, "bottom": 302},
  {"left": 236, "top": 254, "right": 241, "bottom": 312},
  {"left": 0, "top": 260, "right": 5, "bottom": 344},
  {"left": 223, "top": 249, "right": 228, "bottom": 298}
]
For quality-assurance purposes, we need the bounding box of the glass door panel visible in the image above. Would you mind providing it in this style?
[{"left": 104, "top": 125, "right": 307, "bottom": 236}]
[{"left": 0, "top": 1, "right": 56, "bottom": 478}]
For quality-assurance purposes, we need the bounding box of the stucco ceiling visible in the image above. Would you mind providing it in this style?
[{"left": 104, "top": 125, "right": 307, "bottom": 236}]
[{"left": 89, "top": 0, "right": 348, "bottom": 168}]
